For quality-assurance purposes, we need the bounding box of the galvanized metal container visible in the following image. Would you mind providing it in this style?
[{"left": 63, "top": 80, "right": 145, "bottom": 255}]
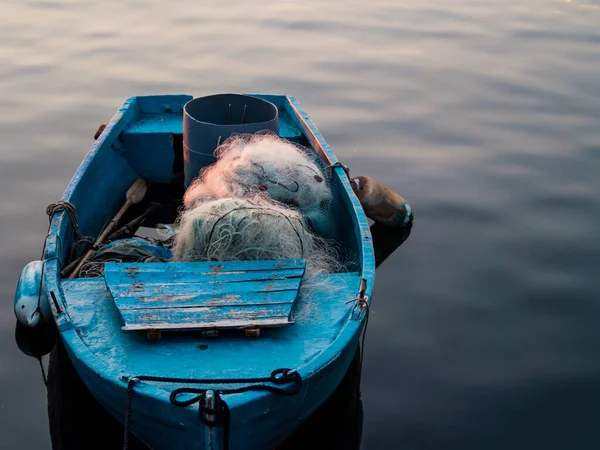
[{"left": 182, "top": 93, "right": 279, "bottom": 188}]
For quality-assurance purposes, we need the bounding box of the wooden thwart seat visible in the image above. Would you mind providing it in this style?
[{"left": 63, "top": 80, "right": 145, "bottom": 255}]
[{"left": 103, "top": 259, "right": 306, "bottom": 334}]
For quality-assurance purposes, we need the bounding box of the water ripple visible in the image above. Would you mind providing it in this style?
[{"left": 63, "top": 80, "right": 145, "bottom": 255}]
[{"left": 2, "top": 0, "right": 600, "bottom": 448}]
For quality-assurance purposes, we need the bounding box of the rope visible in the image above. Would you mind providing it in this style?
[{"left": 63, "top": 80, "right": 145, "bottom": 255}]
[
  {"left": 28, "top": 218, "right": 61, "bottom": 389},
  {"left": 38, "top": 357, "right": 48, "bottom": 386},
  {"left": 31, "top": 231, "right": 62, "bottom": 334},
  {"left": 345, "top": 278, "right": 370, "bottom": 372},
  {"left": 46, "top": 200, "right": 94, "bottom": 273},
  {"left": 46, "top": 201, "right": 83, "bottom": 241},
  {"left": 32, "top": 257, "right": 57, "bottom": 324},
  {"left": 360, "top": 306, "right": 370, "bottom": 371},
  {"left": 79, "top": 258, "right": 122, "bottom": 278},
  {"left": 123, "top": 368, "right": 302, "bottom": 450},
  {"left": 123, "top": 378, "right": 137, "bottom": 450}
]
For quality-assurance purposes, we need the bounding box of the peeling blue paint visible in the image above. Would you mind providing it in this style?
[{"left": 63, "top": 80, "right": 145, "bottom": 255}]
[{"left": 39, "top": 94, "right": 375, "bottom": 449}]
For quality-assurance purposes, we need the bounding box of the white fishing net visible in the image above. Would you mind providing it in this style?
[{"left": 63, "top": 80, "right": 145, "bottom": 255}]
[
  {"left": 173, "top": 196, "right": 308, "bottom": 262},
  {"left": 172, "top": 195, "right": 344, "bottom": 277},
  {"left": 172, "top": 133, "right": 356, "bottom": 295},
  {"left": 182, "top": 132, "right": 334, "bottom": 237}
]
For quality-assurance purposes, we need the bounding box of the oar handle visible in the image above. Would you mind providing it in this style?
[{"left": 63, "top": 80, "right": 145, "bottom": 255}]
[
  {"left": 65, "top": 178, "right": 147, "bottom": 278},
  {"left": 67, "top": 248, "right": 96, "bottom": 279},
  {"left": 94, "top": 200, "right": 132, "bottom": 244},
  {"left": 61, "top": 254, "right": 85, "bottom": 278}
]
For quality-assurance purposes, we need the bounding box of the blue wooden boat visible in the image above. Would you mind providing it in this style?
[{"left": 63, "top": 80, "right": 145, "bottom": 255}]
[{"left": 17, "top": 94, "right": 375, "bottom": 449}]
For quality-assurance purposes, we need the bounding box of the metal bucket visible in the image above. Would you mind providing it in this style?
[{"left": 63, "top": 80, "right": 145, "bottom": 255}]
[{"left": 182, "top": 93, "right": 279, "bottom": 188}]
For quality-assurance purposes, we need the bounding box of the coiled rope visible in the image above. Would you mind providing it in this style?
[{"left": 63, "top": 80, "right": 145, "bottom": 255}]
[
  {"left": 46, "top": 201, "right": 83, "bottom": 242},
  {"left": 123, "top": 368, "right": 302, "bottom": 450}
]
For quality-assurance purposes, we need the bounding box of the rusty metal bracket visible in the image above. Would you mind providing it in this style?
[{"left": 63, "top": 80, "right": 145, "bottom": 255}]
[
  {"left": 325, "top": 161, "right": 351, "bottom": 182},
  {"left": 346, "top": 278, "right": 369, "bottom": 321}
]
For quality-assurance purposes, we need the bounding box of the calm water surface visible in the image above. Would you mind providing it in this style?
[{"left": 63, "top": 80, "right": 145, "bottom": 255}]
[{"left": 2, "top": 1, "right": 600, "bottom": 449}]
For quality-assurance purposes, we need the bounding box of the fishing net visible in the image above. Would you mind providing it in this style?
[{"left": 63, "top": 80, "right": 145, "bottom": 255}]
[
  {"left": 79, "top": 238, "right": 172, "bottom": 278},
  {"left": 172, "top": 196, "right": 345, "bottom": 277},
  {"left": 182, "top": 132, "right": 335, "bottom": 237},
  {"left": 171, "top": 132, "right": 357, "bottom": 304}
]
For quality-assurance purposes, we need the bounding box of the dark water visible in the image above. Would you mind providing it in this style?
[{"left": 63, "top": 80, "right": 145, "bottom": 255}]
[{"left": 2, "top": 0, "right": 600, "bottom": 449}]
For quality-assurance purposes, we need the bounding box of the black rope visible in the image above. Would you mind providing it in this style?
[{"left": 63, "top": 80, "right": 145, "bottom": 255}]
[
  {"left": 168, "top": 369, "right": 303, "bottom": 402},
  {"left": 123, "top": 368, "right": 302, "bottom": 450},
  {"left": 346, "top": 278, "right": 370, "bottom": 372},
  {"left": 360, "top": 306, "right": 370, "bottom": 371},
  {"left": 38, "top": 357, "right": 48, "bottom": 386},
  {"left": 22, "top": 204, "right": 67, "bottom": 389},
  {"left": 31, "top": 250, "right": 62, "bottom": 325},
  {"left": 123, "top": 378, "right": 137, "bottom": 450}
]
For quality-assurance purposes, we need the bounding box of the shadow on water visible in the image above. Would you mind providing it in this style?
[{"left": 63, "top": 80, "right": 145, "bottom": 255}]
[
  {"left": 370, "top": 221, "right": 413, "bottom": 269},
  {"left": 14, "top": 221, "right": 412, "bottom": 449},
  {"left": 276, "top": 344, "right": 364, "bottom": 450}
]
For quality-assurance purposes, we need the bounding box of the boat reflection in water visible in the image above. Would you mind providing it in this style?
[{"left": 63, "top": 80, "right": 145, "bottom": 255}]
[
  {"left": 371, "top": 221, "right": 413, "bottom": 269},
  {"left": 277, "top": 344, "right": 364, "bottom": 450},
  {"left": 279, "top": 221, "right": 413, "bottom": 450},
  {"left": 15, "top": 220, "right": 412, "bottom": 449}
]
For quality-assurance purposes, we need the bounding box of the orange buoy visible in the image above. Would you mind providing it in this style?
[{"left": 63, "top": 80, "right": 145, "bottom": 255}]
[{"left": 350, "top": 175, "right": 413, "bottom": 227}]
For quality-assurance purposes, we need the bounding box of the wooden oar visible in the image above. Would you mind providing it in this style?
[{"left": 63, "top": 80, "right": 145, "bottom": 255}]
[
  {"left": 104, "top": 202, "right": 159, "bottom": 242},
  {"left": 67, "top": 178, "right": 148, "bottom": 278},
  {"left": 59, "top": 201, "right": 156, "bottom": 278}
]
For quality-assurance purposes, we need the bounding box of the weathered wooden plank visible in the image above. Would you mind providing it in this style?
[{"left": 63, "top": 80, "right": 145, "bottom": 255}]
[
  {"left": 104, "top": 260, "right": 305, "bottom": 331},
  {"left": 105, "top": 266, "right": 305, "bottom": 285},
  {"left": 107, "top": 277, "right": 301, "bottom": 299},
  {"left": 121, "top": 317, "right": 292, "bottom": 332},
  {"left": 119, "top": 303, "right": 291, "bottom": 326},
  {"left": 104, "top": 259, "right": 305, "bottom": 274},
  {"left": 115, "top": 290, "right": 297, "bottom": 310}
]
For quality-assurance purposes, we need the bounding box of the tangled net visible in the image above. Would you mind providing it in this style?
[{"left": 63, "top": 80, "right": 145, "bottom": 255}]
[
  {"left": 172, "top": 196, "right": 344, "bottom": 277},
  {"left": 173, "top": 132, "right": 356, "bottom": 294},
  {"left": 182, "top": 132, "right": 335, "bottom": 238}
]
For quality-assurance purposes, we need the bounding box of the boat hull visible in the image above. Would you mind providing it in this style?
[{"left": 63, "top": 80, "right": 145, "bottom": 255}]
[
  {"left": 38, "top": 93, "right": 375, "bottom": 449},
  {"left": 62, "top": 327, "right": 362, "bottom": 449}
]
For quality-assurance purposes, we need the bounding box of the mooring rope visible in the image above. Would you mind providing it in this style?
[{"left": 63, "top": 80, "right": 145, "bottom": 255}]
[
  {"left": 46, "top": 201, "right": 83, "bottom": 241},
  {"left": 123, "top": 368, "right": 302, "bottom": 450}
]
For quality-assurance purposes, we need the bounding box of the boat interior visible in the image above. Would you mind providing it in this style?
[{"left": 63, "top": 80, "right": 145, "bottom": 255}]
[{"left": 52, "top": 94, "right": 367, "bottom": 381}]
